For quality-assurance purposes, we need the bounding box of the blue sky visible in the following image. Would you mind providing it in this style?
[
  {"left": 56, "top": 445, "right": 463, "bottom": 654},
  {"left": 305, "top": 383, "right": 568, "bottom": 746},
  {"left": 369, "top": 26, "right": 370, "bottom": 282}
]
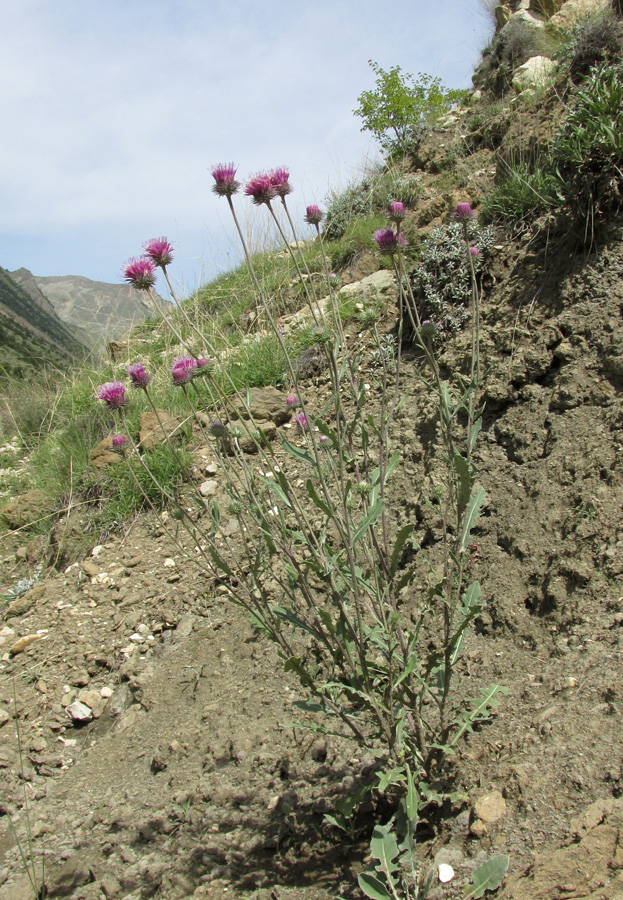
[{"left": 0, "top": 1, "right": 493, "bottom": 294}]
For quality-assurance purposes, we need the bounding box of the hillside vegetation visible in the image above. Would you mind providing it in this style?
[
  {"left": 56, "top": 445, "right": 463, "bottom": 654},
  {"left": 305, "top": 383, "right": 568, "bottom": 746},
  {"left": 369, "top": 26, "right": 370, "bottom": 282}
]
[{"left": 1, "top": 2, "right": 623, "bottom": 899}]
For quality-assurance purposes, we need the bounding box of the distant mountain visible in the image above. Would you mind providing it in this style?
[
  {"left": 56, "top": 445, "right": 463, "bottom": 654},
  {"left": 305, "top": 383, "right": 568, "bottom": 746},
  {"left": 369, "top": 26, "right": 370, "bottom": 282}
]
[
  {"left": 21, "top": 272, "right": 156, "bottom": 348},
  {"left": 0, "top": 266, "right": 87, "bottom": 379}
]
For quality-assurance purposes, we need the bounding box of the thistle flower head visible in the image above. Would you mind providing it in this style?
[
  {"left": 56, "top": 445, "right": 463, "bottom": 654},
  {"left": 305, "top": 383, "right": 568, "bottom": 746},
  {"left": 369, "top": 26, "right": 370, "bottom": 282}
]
[
  {"left": 294, "top": 412, "right": 308, "bottom": 431},
  {"left": 143, "top": 237, "right": 174, "bottom": 268},
  {"left": 319, "top": 434, "right": 329, "bottom": 445},
  {"left": 285, "top": 395, "right": 299, "bottom": 408},
  {"left": 453, "top": 202, "right": 476, "bottom": 221},
  {"left": 419, "top": 320, "right": 437, "bottom": 339},
  {"left": 122, "top": 257, "right": 157, "bottom": 291},
  {"left": 210, "top": 420, "right": 227, "bottom": 438},
  {"left": 388, "top": 201, "right": 406, "bottom": 223},
  {"left": 270, "top": 167, "right": 292, "bottom": 198},
  {"left": 112, "top": 434, "right": 126, "bottom": 449},
  {"left": 373, "top": 227, "right": 406, "bottom": 255},
  {"left": 244, "top": 173, "right": 277, "bottom": 205},
  {"left": 96, "top": 381, "right": 128, "bottom": 410},
  {"left": 126, "top": 361, "right": 153, "bottom": 389},
  {"left": 194, "top": 356, "right": 214, "bottom": 377},
  {"left": 469, "top": 246, "right": 479, "bottom": 257},
  {"left": 171, "top": 356, "right": 197, "bottom": 386},
  {"left": 304, "top": 204, "right": 324, "bottom": 226},
  {"left": 211, "top": 163, "right": 240, "bottom": 198}
]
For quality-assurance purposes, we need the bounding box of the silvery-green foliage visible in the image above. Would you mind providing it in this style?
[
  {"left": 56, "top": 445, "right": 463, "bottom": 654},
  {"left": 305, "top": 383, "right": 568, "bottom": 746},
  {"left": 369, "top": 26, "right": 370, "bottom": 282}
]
[{"left": 409, "top": 222, "right": 494, "bottom": 338}]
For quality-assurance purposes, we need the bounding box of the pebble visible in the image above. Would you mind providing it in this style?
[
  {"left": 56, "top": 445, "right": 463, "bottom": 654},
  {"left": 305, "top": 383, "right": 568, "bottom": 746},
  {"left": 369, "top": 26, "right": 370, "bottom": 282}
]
[
  {"left": 200, "top": 480, "right": 218, "bottom": 497},
  {"left": 9, "top": 634, "right": 43, "bottom": 655},
  {"left": 0, "top": 709, "right": 10, "bottom": 727},
  {"left": 473, "top": 790, "right": 506, "bottom": 825},
  {"left": 66, "top": 700, "right": 93, "bottom": 722}
]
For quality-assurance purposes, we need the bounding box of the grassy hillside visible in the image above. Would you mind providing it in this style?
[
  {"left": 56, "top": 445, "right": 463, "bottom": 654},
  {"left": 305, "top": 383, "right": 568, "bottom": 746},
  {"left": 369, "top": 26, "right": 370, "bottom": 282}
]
[{"left": 0, "top": 265, "right": 86, "bottom": 379}]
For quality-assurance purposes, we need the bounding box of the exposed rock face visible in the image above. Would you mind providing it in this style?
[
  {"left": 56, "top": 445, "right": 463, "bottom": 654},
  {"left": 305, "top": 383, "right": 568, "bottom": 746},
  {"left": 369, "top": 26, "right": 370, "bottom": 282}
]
[
  {"left": 139, "top": 410, "right": 183, "bottom": 451},
  {"left": 1, "top": 490, "right": 50, "bottom": 530},
  {"left": 229, "top": 386, "right": 291, "bottom": 426},
  {"left": 548, "top": 0, "right": 610, "bottom": 29}
]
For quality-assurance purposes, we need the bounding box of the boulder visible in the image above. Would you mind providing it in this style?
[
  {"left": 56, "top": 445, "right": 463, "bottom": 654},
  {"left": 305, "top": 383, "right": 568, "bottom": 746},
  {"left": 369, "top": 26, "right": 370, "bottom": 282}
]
[
  {"left": 338, "top": 270, "right": 397, "bottom": 303},
  {"left": 548, "top": 0, "right": 610, "bottom": 30},
  {"left": 139, "top": 410, "right": 183, "bottom": 451},
  {"left": 90, "top": 436, "right": 124, "bottom": 469},
  {"left": 230, "top": 386, "right": 291, "bottom": 426},
  {"left": 1, "top": 490, "right": 50, "bottom": 530},
  {"left": 512, "top": 55, "right": 558, "bottom": 93}
]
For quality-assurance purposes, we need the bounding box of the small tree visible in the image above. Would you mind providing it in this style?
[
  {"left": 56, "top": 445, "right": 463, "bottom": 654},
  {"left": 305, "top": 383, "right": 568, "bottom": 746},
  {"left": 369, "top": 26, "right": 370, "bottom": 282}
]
[{"left": 353, "top": 60, "right": 466, "bottom": 157}]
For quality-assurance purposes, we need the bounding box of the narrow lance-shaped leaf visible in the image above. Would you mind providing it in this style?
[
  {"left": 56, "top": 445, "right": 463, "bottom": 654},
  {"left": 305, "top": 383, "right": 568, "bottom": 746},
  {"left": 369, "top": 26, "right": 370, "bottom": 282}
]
[
  {"left": 460, "top": 486, "right": 486, "bottom": 554},
  {"left": 352, "top": 499, "right": 385, "bottom": 545}
]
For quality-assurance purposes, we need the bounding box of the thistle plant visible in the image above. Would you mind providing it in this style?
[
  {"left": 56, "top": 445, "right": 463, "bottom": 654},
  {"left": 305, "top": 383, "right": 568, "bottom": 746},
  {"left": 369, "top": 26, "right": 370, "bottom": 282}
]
[{"left": 96, "top": 171, "right": 503, "bottom": 900}]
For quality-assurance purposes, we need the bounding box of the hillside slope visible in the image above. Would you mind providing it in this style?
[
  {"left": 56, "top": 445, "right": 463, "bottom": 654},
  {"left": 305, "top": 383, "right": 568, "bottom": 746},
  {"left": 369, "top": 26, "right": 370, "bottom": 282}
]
[{"left": 0, "top": 266, "right": 86, "bottom": 378}]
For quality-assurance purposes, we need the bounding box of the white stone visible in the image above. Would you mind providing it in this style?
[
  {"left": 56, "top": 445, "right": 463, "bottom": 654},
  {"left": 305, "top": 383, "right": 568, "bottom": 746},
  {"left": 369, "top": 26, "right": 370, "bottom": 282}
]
[
  {"left": 66, "top": 700, "right": 93, "bottom": 722},
  {"left": 439, "top": 864, "right": 455, "bottom": 883},
  {"left": 512, "top": 55, "right": 558, "bottom": 93},
  {"left": 163, "top": 557, "right": 176, "bottom": 568},
  {"left": 199, "top": 480, "right": 218, "bottom": 497},
  {"left": 91, "top": 545, "right": 105, "bottom": 557}
]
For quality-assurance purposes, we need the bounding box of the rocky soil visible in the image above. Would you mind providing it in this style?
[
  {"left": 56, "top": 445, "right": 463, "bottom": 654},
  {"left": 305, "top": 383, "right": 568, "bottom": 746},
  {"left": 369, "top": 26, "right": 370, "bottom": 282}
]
[{"left": 1, "top": 212, "right": 623, "bottom": 900}]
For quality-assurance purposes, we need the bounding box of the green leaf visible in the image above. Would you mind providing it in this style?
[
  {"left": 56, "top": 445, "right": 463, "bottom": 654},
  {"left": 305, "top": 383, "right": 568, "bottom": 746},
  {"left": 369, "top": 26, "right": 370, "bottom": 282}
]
[
  {"left": 279, "top": 433, "right": 315, "bottom": 466},
  {"left": 464, "top": 854, "right": 509, "bottom": 899},
  {"left": 453, "top": 448, "right": 474, "bottom": 516},
  {"left": 306, "top": 479, "right": 333, "bottom": 518},
  {"left": 376, "top": 766, "right": 406, "bottom": 792},
  {"left": 352, "top": 499, "right": 385, "bottom": 545},
  {"left": 405, "top": 764, "right": 418, "bottom": 822},
  {"left": 452, "top": 683, "right": 509, "bottom": 746},
  {"left": 207, "top": 545, "right": 234, "bottom": 577},
  {"left": 370, "top": 824, "right": 400, "bottom": 876},
  {"left": 390, "top": 523, "right": 413, "bottom": 577},
  {"left": 358, "top": 872, "right": 391, "bottom": 900},
  {"left": 384, "top": 448, "right": 401, "bottom": 484},
  {"left": 272, "top": 606, "right": 318, "bottom": 637},
  {"left": 292, "top": 699, "right": 325, "bottom": 713},
  {"left": 460, "top": 486, "right": 486, "bottom": 554}
]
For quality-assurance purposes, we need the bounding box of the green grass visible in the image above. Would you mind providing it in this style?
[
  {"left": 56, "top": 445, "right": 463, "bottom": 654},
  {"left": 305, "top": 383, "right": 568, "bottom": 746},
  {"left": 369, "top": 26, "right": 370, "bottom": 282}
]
[{"left": 480, "top": 164, "right": 557, "bottom": 224}]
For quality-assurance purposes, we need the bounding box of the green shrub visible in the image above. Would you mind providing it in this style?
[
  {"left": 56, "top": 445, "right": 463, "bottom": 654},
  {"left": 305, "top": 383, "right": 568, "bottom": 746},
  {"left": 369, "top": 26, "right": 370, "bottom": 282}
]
[
  {"left": 556, "top": 10, "right": 623, "bottom": 78},
  {"left": 326, "top": 214, "right": 388, "bottom": 269},
  {"left": 552, "top": 62, "right": 623, "bottom": 224},
  {"left": 480, "top": 164, "right": 557, "bottom": 223},
  {"left": 353, "top": 60, "right": 466, "bottom": 157},
  {"left": 324, "top": 169, "right": 421, "bottom": 243},
  {"left": 409, "top": 221, "right": 495, "bottom": 338}
]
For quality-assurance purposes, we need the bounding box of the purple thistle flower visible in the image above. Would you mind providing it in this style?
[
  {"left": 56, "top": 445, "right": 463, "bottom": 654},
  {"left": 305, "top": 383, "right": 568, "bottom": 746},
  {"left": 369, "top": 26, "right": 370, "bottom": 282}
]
[
  {"left": 453, "top": 202, "right": 476, "bottom": 221},
  {"left": 419, "top": 320, "right": 437, "bottom": 339},
  {"left": 96, "top": 381, "right": 128, "bottom": 411},
  {"left": 244, "top": 173, "right": 277, "bottom": 206},
  {"left": 210, "top": 420, "right": 227, "bottom": 438},
  {"left": 294, "top": 412, "right": 309, "bottom": 431},
  {"left": 388, "top": 201, "right": 406, "bottom": 223},
  {"left": 126, "top": 361, "right": 153, "bottom": 389},
  {"left": 171, "top": 356, "right": 197, "bottom": 386},
  {"left": 285, "top": 395, "right": 299, "bottom": 408},
  {"left": 469, "top": 246, "right": 479, "bottom": 258},
  {"left": 143, "top": 237, "right": 174, "bottom": 268},
  {"left": 304, "top": 204, "right": 324, "bottom": 226},
  {"left": 122, "top": 257, "right": 157, "bottom": 291},
  {"left": 373, "top": 227, "right": 406, "bottom": 255},
  {"left": 211, "top": 163, "right": 240, "bottom": 198},
  {"left": 319, "top": 434, "right": 328, "bottom": 445},
  {"left": 112, "top": 434, "right": 126, "bottom": 449},
  {"left": 270, "top": 167, "right": 293, "bottom": 198}
]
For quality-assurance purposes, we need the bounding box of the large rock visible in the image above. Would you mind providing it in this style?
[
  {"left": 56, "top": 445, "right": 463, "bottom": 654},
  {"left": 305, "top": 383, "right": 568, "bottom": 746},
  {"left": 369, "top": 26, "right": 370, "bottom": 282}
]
[
  {"left": 139, "top": 410, "right": 183, "bottom": 451},
  {"left": 230, "top": 386, "right": 291, "bottom": 426},
  {"left": 338, "top": 270, "right": 396, "bottom": 303},
  {"left": 513, "top": 55, "right": 558, "bottom": 93},
  {"left": 1, "top": 490, "right": 50, "bottom": 530},
  {"left": 548, "top": 0, "right": 610, "bottom": 30},
  {"left": 90, "top": 435, "right": 124, "bottom": 469}
]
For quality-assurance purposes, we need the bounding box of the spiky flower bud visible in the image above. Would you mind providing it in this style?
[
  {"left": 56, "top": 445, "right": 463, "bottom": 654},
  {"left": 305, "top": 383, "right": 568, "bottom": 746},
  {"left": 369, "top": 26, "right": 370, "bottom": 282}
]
[
  {"left": 127, "top": 362, "right": 153, "bottom": 389},
  {"left": 211, "top": 163, "right": 240, "bottom": 198}
]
